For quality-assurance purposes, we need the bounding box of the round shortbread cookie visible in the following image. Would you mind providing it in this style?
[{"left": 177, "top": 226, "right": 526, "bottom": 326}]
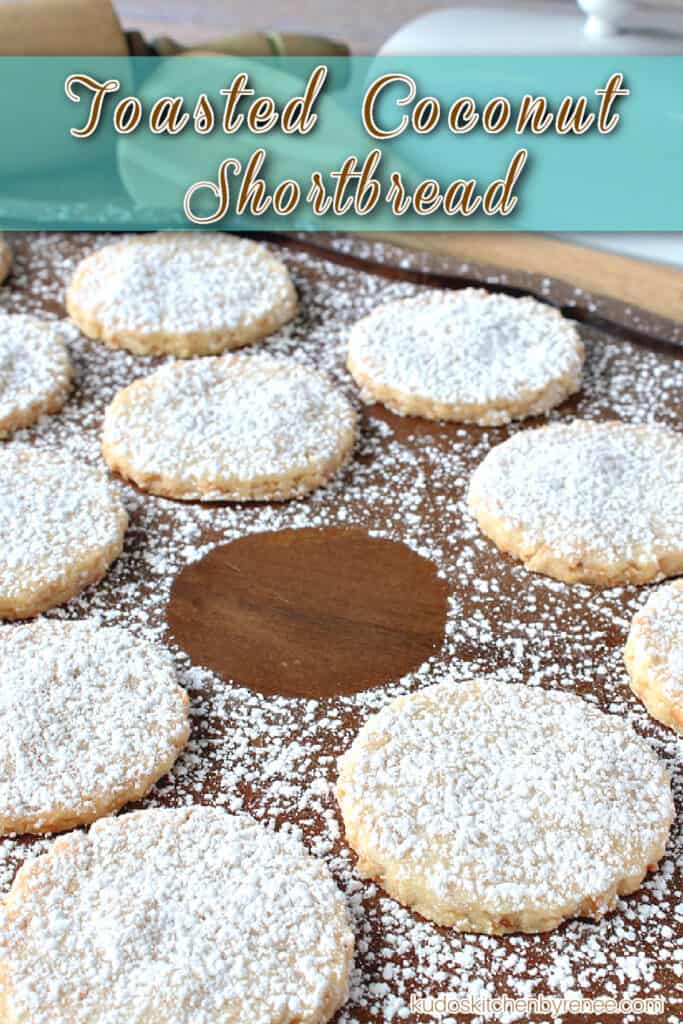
[
  {"left": 336, "top": 677, "right": 672, "bottom": 935},
  {"left": 0, "top": 313, "right": 73, "bottom": 437},
  {"left": 102, "top": 353, "right": 358, "bottom": 501},
  {"left": 66, "top": 232, "right": 297, "bottom": 357},
  {"left": 346, "top": 289, "right": 584, "bottom": 425},
  {"left": 0, "top": 620, "right": 190, "bottom": 834},
  {"left": 468, "top": 420, "right": 683, "bottom": 586},
  {"left": 0, "top": 233, "right": 11, "bottom": 284},
  {"left": 0, "top": 449, "right": 128, "bottom": 619},
  {"left": 0, "top": 806, "right": 354, "bottom": 1024},
  {"left": 625, "top": 580, "right": 683, "bottom": 735}
]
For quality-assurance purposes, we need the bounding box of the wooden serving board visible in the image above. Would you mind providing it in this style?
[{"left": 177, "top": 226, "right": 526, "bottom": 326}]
[
  {"left": 368, "top": 232, "right": 683, "bottom": 327},
  {"left": 0, "top": 230, "right": 681, "bottom": 1024}
]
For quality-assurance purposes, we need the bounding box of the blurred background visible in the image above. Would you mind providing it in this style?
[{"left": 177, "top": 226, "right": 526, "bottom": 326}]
[
  {"left": 113, "top": 0, "right": 572, "bottom": 54},
  {"left": 110, "top": 0, "right": 683, "bottom": 59},
  {"left": 4, "top": 1, "right": 682, "bottom": 58},
  {"left": 115, "top": 0, "right": 460, "bottom": 53}
]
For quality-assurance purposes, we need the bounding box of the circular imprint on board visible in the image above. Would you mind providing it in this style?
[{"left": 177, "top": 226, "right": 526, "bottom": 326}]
[{"left": 166, "top": 527, "right": 449, "bottom": 699}]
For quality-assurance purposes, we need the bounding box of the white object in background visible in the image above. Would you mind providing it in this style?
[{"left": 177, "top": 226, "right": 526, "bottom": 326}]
[
  {"left": 579, "top": 0, "right": 683, "bottom": 39},
  {"left": 579, "top": 0, "right": 636, "bottom": 38},
  {"left": 378, "top": 1, "right": 683, "bottom": 56},
  {"left": 378, "top": 2, "right": 683, "bottom": 268}
]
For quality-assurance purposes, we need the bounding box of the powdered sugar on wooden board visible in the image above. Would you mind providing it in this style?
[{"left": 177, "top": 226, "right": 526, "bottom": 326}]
[{"left": 0, "top": 233, "right": 682, "bottom": 1024}]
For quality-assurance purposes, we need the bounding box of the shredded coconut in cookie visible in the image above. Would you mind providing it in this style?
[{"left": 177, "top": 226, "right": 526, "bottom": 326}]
[
  {"left": 347, "top": 289, "right": 584, "bottom": 424},
  {"left": 0, "top": 620, "right": 189, "bottom": 834},
  {"left": 625, "top": 581, "right": 683, "bottom": 734},
  {"left": 468, "top": 420, "right": 683, "bottom": 585},
  {"left": 0, "top": 448, "right": 128, "bottom": 618},
  {"left": 66, "top": 232, "right": 296, "bottom": 356},
  {"left": 630, "top": 583, "right": 683, "bottom": 702},
  {"left": 0, "top": 313, "right": 73, "bottom": 435},
  {"left": 102, "top": 353, "right": 358, "bottom": 501},
  {"left": 0, "top": 807, "right": 353, "bottom": 1024},
  {"left": 337, "top": 677, "right": 672, "bottom": 934}
]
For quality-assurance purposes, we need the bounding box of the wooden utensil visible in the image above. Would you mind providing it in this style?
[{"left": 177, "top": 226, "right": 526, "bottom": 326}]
[{"left": 0, "top": 0, "right": 127, "bottom": 55}]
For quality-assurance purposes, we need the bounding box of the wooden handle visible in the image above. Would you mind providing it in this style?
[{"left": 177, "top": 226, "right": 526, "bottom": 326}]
[
  {"left": 0, "top": 0, "right": 127, "bottom": 55},
  {"left": 372, "top": 232, "right": 683, "bottom": 325}
]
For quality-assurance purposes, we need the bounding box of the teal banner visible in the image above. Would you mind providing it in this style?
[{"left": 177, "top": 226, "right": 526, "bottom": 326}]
[{"left": 0, "top": 56, "right": 680, "bottom": 230}]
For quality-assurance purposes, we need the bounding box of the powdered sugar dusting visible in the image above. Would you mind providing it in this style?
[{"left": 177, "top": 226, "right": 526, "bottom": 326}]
[
  {"left": 0, "top": 620, "right": 189, "bottom": 833},
  {"left": 66, "top": 232, "right": 296, "bottom": 353},
  {"left": 337, "top": 677, "right": 672, "bottom": 932},
  {"left": 348, "top": 289, "right": 583, "bottom": 424},
  {"left": 0, "top": 447, "right": 128, "bottom": 616},
  {"left": 469, "top": 421, "right": 683, "bottom": 582},
  {"left": 102, "top": 353, "right": 357, "bottom": 500},
  {"left": 0, "top": 806, "right": 353, "bottom": 1024},
  {"left": 0, "top": 312, "right": 73, "bottom": 436},
  {"left": 0, "top": 232, "right": 681, "bottom": 1023},
  {"left": 628, "top": 581, "right": 683, "bottom": 709}
]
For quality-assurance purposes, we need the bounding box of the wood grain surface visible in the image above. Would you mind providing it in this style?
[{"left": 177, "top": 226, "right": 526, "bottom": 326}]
[
  {"left": 168, "top": 527, "right": 449, "bottom": 699},
  {"left": 371, "top": 231, "right": 683, "bottom": 325}
]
